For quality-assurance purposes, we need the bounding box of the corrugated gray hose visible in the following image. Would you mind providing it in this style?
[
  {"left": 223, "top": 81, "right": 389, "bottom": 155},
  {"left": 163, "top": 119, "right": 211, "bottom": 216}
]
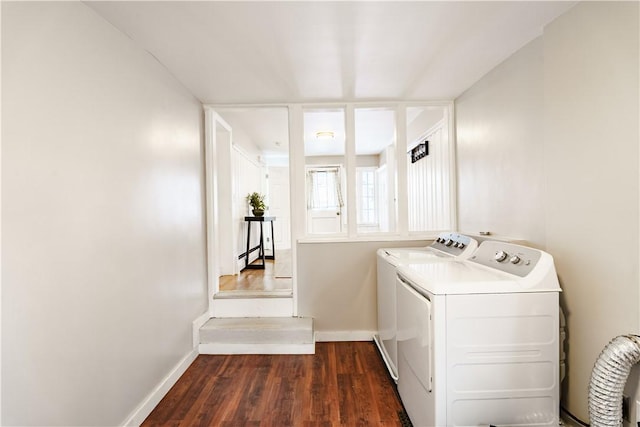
[{"left": 588, "top": 334, "right": 640, "bottom": 427}]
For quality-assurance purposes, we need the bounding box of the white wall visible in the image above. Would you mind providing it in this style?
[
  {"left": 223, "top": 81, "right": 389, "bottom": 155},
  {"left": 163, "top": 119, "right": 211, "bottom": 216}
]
[
  {"left": 297, "top": 240, "right": 428, "bottom": 337},
  {"left": 231, "top": 126, "right": 263, "bottom": 163},
  {"left": 408, "top": 121, "right": 453, "bottom": 232},
  {"left": 407, "top": 107, "right": 445, "bottom": 145},
  {"left": 2, "top": 3, "right": 207, "bottom": 425},
  {"left": 543, "top": 2, "right": 639, "bottom": 421},
  {"left": 456, "top": 2, "right": 639, "bottom": 422},
  {"left": 456, "top": 37, "right": 545, "bottom": 247}
]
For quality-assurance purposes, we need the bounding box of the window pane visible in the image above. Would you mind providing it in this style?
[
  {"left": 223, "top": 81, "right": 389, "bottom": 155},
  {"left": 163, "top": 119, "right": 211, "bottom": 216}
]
[
  {"left": 355, "top": 107, "right": 396, "bottom": 234},
  {"left": 304, "top": 108, "right": 346, "bottom": 235},
  {"left": 406, "top": 106, "right": 452, "bottom": 232},
  {"left": 357, "top": 168, "right": 376, "bottom": 225}
]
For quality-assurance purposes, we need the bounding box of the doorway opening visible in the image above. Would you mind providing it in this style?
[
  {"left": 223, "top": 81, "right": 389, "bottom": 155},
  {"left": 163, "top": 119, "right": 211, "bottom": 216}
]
[{"left": 214, "top": 107, "right": 293, "bottom": 297}]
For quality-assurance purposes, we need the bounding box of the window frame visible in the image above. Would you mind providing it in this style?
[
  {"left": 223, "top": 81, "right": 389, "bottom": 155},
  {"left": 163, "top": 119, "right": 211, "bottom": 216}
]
[
  {"left": 294, "top": 101, "right": 456, "bottom": 241},
  {"left": 206, "top": 101, "right": 456, "bottom": 243}
]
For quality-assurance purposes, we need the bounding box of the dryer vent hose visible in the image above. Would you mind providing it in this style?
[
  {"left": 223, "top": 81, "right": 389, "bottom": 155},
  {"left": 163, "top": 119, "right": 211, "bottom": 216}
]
[{"left": 588, "top": 334, "right": 640, "bottom": 427}]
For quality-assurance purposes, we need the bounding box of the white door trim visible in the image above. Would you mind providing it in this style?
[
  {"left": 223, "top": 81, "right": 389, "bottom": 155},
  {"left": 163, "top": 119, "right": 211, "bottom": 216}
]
[{"left": 204, "top": 107, "right": 233, "bottom": 316}]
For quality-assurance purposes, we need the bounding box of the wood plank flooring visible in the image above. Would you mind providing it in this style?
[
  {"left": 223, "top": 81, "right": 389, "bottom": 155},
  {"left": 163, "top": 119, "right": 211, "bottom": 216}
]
[
  {"left": 219, "top": 250, "right": 292, "bottom": 292},
  {"left": 142, "top": 342, "right": 406, "bottom": 426}
]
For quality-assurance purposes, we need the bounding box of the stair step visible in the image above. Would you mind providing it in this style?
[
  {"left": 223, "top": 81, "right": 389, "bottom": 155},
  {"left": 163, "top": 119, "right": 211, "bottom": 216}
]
[
  {"left": 199, "top": 317, "right": 315, "bottom": 355},
  {"left": 201, "top": 317, "right": 313, "bottom": 343}
]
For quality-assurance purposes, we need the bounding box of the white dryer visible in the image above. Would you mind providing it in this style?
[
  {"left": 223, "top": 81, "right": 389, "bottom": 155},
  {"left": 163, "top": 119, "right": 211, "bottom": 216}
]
[
  {"left": 396, "top": 241, "right": 562, "bottom": 427},
  {"left": 374, "top": 232, "right": 478, "bottom": 381}
]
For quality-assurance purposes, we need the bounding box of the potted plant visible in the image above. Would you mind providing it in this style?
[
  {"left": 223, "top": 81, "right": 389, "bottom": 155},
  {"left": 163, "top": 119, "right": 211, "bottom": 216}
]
[{"left": 246, "top": 192, "right": 267, "bottom": 216}]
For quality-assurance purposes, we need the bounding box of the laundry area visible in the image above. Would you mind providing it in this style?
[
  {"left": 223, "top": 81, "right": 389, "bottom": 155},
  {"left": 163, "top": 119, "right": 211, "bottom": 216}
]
[
  {"left": 2, "top": 1, "right": 639, "bottom": 426},
  {"left": 379, "top": 235, "right": 564, "bottom": 426}
]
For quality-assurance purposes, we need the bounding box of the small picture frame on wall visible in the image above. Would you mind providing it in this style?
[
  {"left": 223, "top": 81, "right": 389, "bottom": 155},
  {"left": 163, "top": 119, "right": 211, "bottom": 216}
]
[{"left": 410, "top": 141, "right": 428, "bottom": 163}]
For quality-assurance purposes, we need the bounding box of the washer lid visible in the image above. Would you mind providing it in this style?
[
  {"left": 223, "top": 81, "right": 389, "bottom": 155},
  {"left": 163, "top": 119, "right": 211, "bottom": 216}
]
[
  {"left": 378, "top": 232, "right": 479, "bottom": 266},
  {"left": 379, "top": 247, "right": 451, "bottom": 265}
]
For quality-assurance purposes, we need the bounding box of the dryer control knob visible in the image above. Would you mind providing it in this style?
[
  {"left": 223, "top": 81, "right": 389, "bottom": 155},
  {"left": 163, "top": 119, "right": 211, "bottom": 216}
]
[
  {"left": 458, "top": 243, "right": 466, "bottom": 249},
  {"left": 494, "top": 251, "right": 509, "bottom": 262},
  {"left": 509, "top": 255, "right": 521, "bottom": 264},
  {"left": 445, "top": 239, "right": 454, "bottom": 247}
]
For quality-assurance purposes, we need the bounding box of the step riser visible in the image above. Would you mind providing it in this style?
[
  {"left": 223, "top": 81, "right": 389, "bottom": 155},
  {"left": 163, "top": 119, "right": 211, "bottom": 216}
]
[
  {"left": 199, "top": 317, "right": 314, "bottom": 355},
  {"left": 200, "top": 329, "right": 312, "bottom": 344},
  {"left": 199, "top": 342, "right": 315, "bottom": 355},
  {"left": 211, "top": 297, "right": 293, "bottom": 318}
]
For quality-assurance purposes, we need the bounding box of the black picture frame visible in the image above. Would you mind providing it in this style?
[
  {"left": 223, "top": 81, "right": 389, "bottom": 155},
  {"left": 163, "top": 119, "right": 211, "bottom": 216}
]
[{"left": 410, "top": 141, "right": 429, "bottom": 163}]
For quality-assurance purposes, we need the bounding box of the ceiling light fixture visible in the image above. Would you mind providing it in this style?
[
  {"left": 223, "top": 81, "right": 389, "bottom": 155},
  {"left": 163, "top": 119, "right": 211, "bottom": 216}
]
[{"left": 315, "top": 131, "right": 335, "bottom": 140}]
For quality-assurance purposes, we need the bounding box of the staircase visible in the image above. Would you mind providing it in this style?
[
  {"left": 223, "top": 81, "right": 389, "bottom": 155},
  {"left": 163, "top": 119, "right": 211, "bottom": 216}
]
[{"left": 199, "top": 316, "right": 315, "bottom": 355}]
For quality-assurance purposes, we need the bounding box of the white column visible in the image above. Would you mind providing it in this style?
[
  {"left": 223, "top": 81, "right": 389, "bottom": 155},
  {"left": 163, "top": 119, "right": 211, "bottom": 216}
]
[
  {"left": 288, "top": 104, "right": 304, "bottom": 316},
  {"left": 396, "top": 104, "right": 408, "bottom": 236},
  {"left": 345, "top": 104, "right": 357, "bottom": 237}
]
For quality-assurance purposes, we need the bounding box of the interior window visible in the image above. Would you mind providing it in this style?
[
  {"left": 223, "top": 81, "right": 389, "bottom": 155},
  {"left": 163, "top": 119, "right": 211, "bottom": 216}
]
[
  {"left": 297, "top": 103, "right": 453, "bottom": 238},
  {"left": 303, "top": 108, "right": 346, "bottom": 235},
  {"left": 355, "top": 107, "right": 396, "bottom": 234}
]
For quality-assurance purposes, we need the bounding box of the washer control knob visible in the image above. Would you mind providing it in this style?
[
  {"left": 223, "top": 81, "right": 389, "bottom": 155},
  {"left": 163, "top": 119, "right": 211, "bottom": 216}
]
[
  {"left": 494, "top": 251, "right": 509, "bottom": 262},
  {"left": 457, "top": 243, "right": 465, "bottom": 249},
  {"left": 445, "top": 239, "right": 454, "bottom": 247},
  {"left": 509, "top": 255, "right": 521, "bottom": 264}
]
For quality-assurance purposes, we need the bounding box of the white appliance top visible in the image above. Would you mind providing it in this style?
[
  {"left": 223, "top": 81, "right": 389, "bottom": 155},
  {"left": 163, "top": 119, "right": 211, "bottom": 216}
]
[
  {"left": 377, "top": 232, "right": 478, "bottom": 266},
  {"left": 397, "top": 241, "right": 561, "bottom": 295}
]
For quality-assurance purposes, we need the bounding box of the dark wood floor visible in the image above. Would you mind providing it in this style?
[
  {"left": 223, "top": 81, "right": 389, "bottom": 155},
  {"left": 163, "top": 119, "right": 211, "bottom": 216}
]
[{"left": 142, "top": 341, "right": 406, "bottom": 426}]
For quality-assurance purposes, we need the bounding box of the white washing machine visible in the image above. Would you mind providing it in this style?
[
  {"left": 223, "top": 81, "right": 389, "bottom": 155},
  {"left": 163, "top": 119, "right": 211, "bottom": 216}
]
[
  {"left": 396, "top": 241, "right": 561, "bottom": 427},
  {"left": 374, "top": 232, "right": 478, "bottom": 381}
]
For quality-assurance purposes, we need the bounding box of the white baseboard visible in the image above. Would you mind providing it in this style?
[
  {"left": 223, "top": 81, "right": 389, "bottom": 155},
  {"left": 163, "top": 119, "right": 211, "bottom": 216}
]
[
  {"left": 199, "top": 342, "right": 315, "bottom": 355},
  {"left": 314, "top": 330, "right": 376, "bottom": 342},
  {"left": 192, "top": 311, "right": 210, "bottom": 348},
  {"left": 122, "top": 349, "right": 197, "bottom": 426}
]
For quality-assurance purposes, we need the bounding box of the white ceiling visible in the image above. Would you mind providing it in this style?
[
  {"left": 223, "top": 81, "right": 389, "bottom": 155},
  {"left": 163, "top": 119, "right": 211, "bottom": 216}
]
[
  {"left": 216, "top": 106, "right": 290, "bottom": 156},
  {"left": 88, "top": 1, "right": 575, "bottom": 104},
  {"left": 86, "top": 1, "right": 575, "bottom": 157}
]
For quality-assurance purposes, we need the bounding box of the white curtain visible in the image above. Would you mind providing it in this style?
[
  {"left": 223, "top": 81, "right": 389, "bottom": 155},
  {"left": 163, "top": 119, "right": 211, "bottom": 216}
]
[{"left": 306, "top": 167, "right": 344, "bottom": 209}]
